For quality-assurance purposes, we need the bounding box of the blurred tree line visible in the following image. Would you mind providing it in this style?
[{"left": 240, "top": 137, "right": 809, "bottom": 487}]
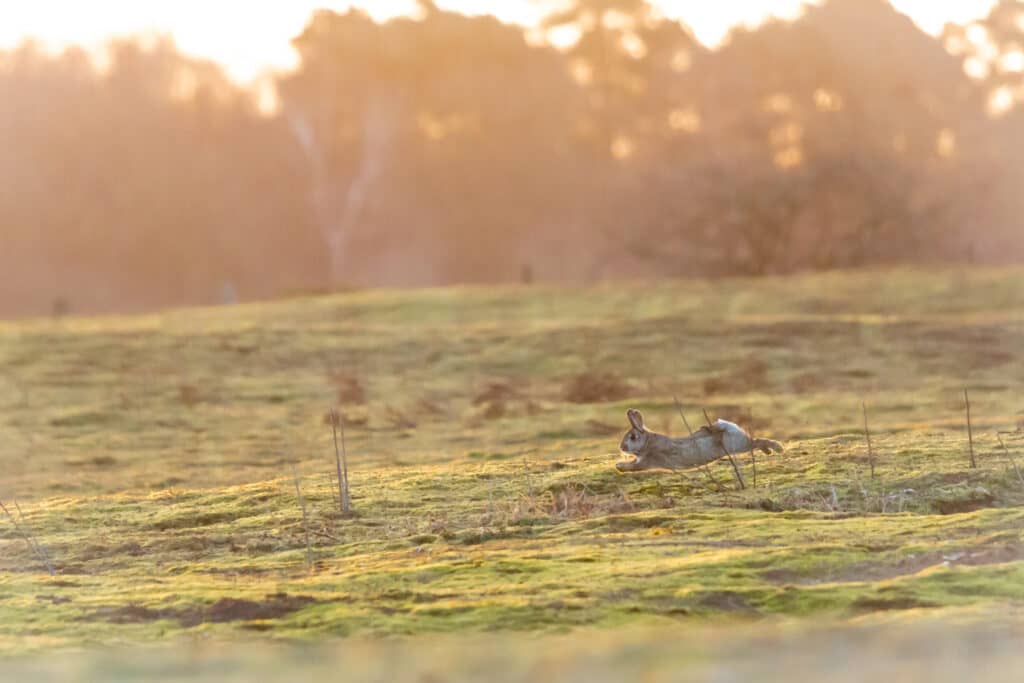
[{"left": 2, "top": 0, "right": 1022, "bottom": 316}]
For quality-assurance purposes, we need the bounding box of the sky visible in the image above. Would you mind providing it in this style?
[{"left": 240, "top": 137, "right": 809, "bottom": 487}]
[{"left": 0, "top": 1, "right": 1000, "bottom": 83}]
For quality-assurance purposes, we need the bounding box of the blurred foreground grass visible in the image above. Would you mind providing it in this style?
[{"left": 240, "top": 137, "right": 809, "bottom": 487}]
[{"left": 3, "top": 614, "right": 1023, "bottom": 682}]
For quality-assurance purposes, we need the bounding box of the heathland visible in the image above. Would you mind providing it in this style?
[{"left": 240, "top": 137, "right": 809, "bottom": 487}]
[{"left": 1, "top": 267, "right": 1022, "bottom": 677}]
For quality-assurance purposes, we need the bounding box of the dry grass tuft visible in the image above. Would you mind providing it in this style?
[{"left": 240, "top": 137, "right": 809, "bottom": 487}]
[
  {"left": 564, "top": 372, "right": 632, "bottom": 404},
  {"left": 328, "top": 372, "right": 366, "bottom": 405}
]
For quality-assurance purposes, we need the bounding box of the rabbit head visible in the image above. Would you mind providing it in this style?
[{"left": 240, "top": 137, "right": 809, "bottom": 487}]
[{"left": 618, "top": 409, "right": 651, "bottom": 466}]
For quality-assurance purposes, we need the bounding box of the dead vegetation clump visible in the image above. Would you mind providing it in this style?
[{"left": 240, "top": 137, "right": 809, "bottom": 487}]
[
  {"left": 702, "top": 358, "right": 769, "bottom": 397},
  {"left": 322, "top": 411, "right": 367, "bottom": 427},
  {"left": 87, "top": 593, "right": 319, "bottom": 627},
  {"left": 384, "top": 405, "right": 416, "bottom": 430},
  {"left": 415, "top": 396, "right": 447, "bottom": 417},
  {"left": 482, "top": 401, "right": 506, "bottom": 420},
  {"left": 747, "top": 483, "right": 916, "bottom": 516},
  {"left": 931, "top": 487, "right": 995, "bottom": 515},
  {"left": 470, "top": 381, "right": 541, "bottom": 420},
  {"left": 791, "top": 371, "right": 825, "bottom": 394},
  {"left": 178, "top": 384, "right": 202, "bottom": 408},
  {"left": 473, "top": 381, "right": 522, "bottom": 405},
  {"left": 850, "top": 596, "right": 937, "bottom": 612},
  {"left": 328, "top": 371, "right": 366, "bottom": 405},
  {"left": 0, "top": 498, "right": 55, "bottom": 575},
  {"left": 693, "top": 590, "right": 756, "bottom": 613},
  {"left": 545, "top": 484, "right": 600, "bottom": 519},
  {"left": 584, "top": 419, "right": 621, "bottom": 436},
  {"left": 499, "top": 483, "right": 647, "bottom": 525},
  {"left": 564, "top": 371, "right": 632, "bottom": 404}
]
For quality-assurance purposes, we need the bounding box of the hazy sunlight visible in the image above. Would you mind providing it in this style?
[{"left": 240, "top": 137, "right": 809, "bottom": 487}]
[
  {"left": 2, "top": 1, "right": 1024, "bottom": 678},
  {"left": 0, "top": 0, "right": 999, "bottom": 82}
]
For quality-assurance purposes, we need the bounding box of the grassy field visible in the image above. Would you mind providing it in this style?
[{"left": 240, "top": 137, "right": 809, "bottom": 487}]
[{"left": 1, "top": 267, "right": 1023, "bottom": 675}]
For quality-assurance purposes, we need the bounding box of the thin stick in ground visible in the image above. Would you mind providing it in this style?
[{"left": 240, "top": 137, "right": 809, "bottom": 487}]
[
  {"left": 340, "top": 412, "right": 351, "bottom": 510},
  {"left": 672, "top": 394, "right": 695, "bottom": 436},
  {"left": 862, "top": 401, "right": 876, "bottom": 480},
  {"left": 291, "top": 464, "right": 314, "bottom": 572},
  {"left": 699, "top": 464, "right": 725, "bottom": 492},
  {"left": 672, "top": 394, "right": 719, "bottom": 493},
  {"left": 13, "top": 501, "right": 50, "bottom": 570},
  {"left": 379, "top": 472, "right": 391, "bottom": 539},
  {"left": 0, "top": 498, "right": 54, "bottom": 576},
  {"left": 965, "top": 389, "right": 977, "bottom": 469},
  {"left": 703, "top": 409, "right": 745, "bottom": 490},
  {"left": 331, "top": 409, "right": 351, "bottom": 514},
  {"left": 748, "top": 421, "right": 758, "bottom": 490},
  {"left": 995, "top": 434, "right": 1024, "bottom": 488}
]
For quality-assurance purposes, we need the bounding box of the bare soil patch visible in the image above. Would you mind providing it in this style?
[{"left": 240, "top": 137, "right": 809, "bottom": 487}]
[
  {"left": 86, "top": 593, "right": 319, "bottom": 627},
  {"left": 850, "top": 596, "right": 936, "bottom": 612},
  {"left": 763, "top": 542, "right": 1024, "bottom": 586},
  {"left": 695, "top": 590, "right": 756, "bottom": 613},
  {"left": 932, "top": 492, "right": 995, "bottom": 515}
]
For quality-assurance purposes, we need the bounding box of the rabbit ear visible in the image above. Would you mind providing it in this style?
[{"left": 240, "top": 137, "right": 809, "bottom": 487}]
[{"left": 627, "top": 409, "right": 645, "bottom": 431}]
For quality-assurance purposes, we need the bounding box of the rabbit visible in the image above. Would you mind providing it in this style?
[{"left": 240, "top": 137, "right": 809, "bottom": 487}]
[{"left": 616, "top": 408, "right": 783, "bottom": 472}]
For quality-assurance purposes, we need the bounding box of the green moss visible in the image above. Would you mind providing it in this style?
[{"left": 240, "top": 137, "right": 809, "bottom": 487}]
[{"left": 0, "top": 267, "right": 1023, "bottom": 653}]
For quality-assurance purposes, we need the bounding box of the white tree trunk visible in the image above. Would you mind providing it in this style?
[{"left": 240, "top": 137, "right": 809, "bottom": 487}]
[{"left": 288, "top": 92, "right": 398, "bottom": 286}]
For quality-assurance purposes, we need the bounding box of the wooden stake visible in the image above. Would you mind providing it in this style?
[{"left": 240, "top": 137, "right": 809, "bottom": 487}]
[
  {"left": 862, "top": 402, "right": 875, "bottom": 480},
  {"left": 331, "top": 409, "right": 351, "bottom": 514},
  {"left": 964, "top": 389, "right": 977, "bottom": 469},
  {"left": 748, "top": 422, "right": 758, "bottom": 490}
]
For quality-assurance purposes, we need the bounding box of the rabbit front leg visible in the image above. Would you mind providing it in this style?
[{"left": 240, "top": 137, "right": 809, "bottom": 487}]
[{"left": 616, "top": 453, "right": 648, "bottom": 471}]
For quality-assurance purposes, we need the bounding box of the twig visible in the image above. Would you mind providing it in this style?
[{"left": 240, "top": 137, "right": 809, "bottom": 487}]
[
  {"left": 331, "top": 409, "right": 351, "bottom": 514},
  {"left": 862, "top": 401, "right": 875, "bottom": 480},
  {"left": 964, "top": 389, "right": 977, "bottom": 469},
  {"left": 672, "top": 394, "right": 719, "bottom": 490},
  {"left": 616, "top": 486, "right": 636, "bottom": 513},
  {"left": 0, "top": 499, "right": 54, "bottom": 576},
  {"left": 673, "top": 462, "right": 719, "bottom": 494},
  {"left": 13, "top": 501, "right": 51, "bottom": 571},
  {"left": 380, "top": 472, "right": 391, "bottom": 538},
  {"left": 291, "top": 464, "right": 314, "bottom": 572},
  {"left": 312, "top": 529, "right": 341, "bottom": 543},
  {"left": 996, "top": 434, "right": 1024, "bottom": 488},
  {"left": 699, "top": 464, "right": 725, "bottom": 492},
  {"left": 672, "top": 394, "right": 695, "bottom": 436},
  {"left": 703, "top": 409, "right": 745, "bottom": 490}
]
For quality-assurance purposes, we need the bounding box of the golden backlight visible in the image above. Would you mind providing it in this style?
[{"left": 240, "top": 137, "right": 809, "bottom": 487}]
[
  {"left": 0, "top": 0, "right": 1018, "bottom": 315},
  {"left": 0, "top": 0, "right": 998, "bottom": 82}
]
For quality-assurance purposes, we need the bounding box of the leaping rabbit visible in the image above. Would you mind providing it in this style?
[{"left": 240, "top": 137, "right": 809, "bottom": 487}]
[{"left": 616, "top": 408, "right": 783, "bottom": 472}]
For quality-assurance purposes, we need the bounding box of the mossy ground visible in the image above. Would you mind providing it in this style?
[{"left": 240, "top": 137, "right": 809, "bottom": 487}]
[{"left": 1, "top": 267, "right": 1023, "bottom": 667}]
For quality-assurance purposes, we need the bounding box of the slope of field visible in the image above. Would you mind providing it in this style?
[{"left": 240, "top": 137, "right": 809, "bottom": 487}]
[{"left": 1, "top": 267, "right": 1023, "bottom": 662}]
